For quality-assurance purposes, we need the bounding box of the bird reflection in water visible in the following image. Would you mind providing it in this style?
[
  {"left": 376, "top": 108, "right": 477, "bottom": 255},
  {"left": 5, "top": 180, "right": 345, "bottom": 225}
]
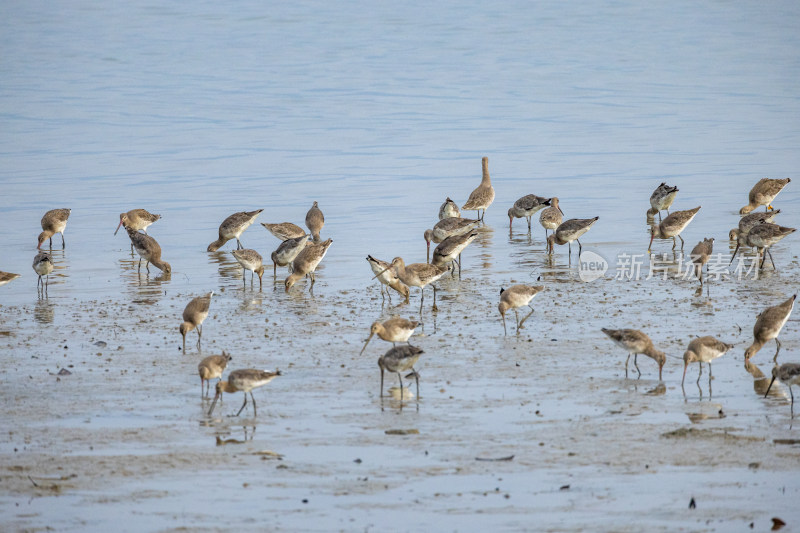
[
  {"left": 744, "top": 359, "right": 783, "bottom": 398},
  {"left": 207, "top": 250, "right": 241, "bottom": 282},
  {"left": 212, "top": 425, "right": 256, "bottom": 446},
  {"left": 34, "top": 298, "right": 55, "bottom": 325}
]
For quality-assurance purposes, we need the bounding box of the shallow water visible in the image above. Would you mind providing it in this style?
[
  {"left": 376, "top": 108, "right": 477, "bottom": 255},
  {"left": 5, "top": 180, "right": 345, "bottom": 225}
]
[{"left": 2, "top": 1, "right": 800, "bottom": 530}]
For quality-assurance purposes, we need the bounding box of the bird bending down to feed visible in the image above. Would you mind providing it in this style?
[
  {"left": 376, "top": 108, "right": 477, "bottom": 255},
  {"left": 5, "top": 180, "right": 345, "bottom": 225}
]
[
  {"left": 508, "top": 194, "right": 551, "bottom": 231},
  {"left": 439, "top": 197, "right": 460, "bottom": 219},
  {"left": 208, "top": 369, "right": 281, "bottom": 417},
  {"left": 180, "top": 292, "right": 214, "bottom": 352},
  {"left": 432, "top": 230, "right": 478, "bottom": 278},
  {"left": 360, "top": 317, "right": 420, "bottom": 354},
  {"left": 647, "top": 182, "right": 678, "bottom": 221},
  {"left": 378, "top": 345, "right": 423, "bottom": 401},
  {"left": 648, "top": 207, "right": 700, "bottom": 252},
  {"left": 730, "top": 223, "right": 795, "bottom": 270},
  {"left": 115, "top": 209, "right": 160, "bottom": 236},
  {"left": 272, "top": 235, "right": 310, "bottom": 276},
  {"left": 424, "top": 217, "right": 480, "bottom": 262},
  {"left": 198, "top": 351, "right": 232, "bottom": 398},
  {"left": 499, "top": 284, "right": 544, "bottom": 335},
  {"left": 739, "top": 178, "right": 790, "bottom": 214},
  {"left": 366, "top": 255, "right": 410, "bottom": 301},
  {"left": 305, "top": 201, "right": 325, "bottom": 242},
  {"left": 682, "top": 336, "right": 734, "bottom": 386},
  {"left": 547, "top": 217, "right": 599, "bottom": 258},
  {"left": 375, "top": 257, "right": 449, "bottom": 313},
  {"left": 207, "top": 209, "right": 263, "bottom": 251},
  {"left": 744, "top": 294, "right": 795, "bottom": 361},
  {"left": 285, "top": 238, "right": 332, "bottom": 292},
  {"left": 601, "top": 328, "right": 666, "bottom": 380},
  {"left": 38, "top": 208, "right": 71, "bottom": 249},
  {"left": 764, "top": 363, "right": 800, "bottom": 417},
  {"left": 126, "top": 227, "right": 171, "bottom": 274},
  {"left": 728, "top": 210, "right": 780, "bottom": 244},
  {"left": 461, "top": 157, "right": 495, "bottom": 221},
  {"left": 231, "top": 248, "right": 265, "bottom": 289}
]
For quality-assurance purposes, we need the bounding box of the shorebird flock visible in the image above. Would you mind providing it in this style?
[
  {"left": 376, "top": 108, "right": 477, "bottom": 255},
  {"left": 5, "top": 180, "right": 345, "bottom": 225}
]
[{"left": 1, "top": 162, "right": 797, "bottom": 416}]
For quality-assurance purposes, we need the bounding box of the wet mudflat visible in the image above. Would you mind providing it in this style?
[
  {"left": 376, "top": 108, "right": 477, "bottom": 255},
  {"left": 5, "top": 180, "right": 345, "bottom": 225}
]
[
  {"left": 2, "top": 1, "right": 800, "bottom": 530},
  {"left": 2, "top": 225, "right": 799, "bottom": 530}
]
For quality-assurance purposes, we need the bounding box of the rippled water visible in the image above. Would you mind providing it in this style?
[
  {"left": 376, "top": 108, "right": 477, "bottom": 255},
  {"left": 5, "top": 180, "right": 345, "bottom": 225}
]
[{"left": 2, "top": 1, "right": 800, "bottom": 530}]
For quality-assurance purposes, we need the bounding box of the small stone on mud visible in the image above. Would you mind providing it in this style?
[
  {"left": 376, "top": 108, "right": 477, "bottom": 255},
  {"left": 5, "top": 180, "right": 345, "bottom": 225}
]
[{"left": 58, "top": 368, "right": 71, "bottom": 376}]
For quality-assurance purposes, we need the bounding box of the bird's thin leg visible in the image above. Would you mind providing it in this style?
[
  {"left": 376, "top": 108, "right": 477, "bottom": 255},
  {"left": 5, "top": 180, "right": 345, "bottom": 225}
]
[
  {"left": 634, "top": 354, "right": 642, "bottom": 378},
  {"left": 577, "top": 238, "right": 582, "bottom": 256},
  {"left": 380, "top": 367, "right": 385, "bottom": 397},
  {"left": 672, "top": 237, "right": 677, "bottom": 250},
  {"left": 412, "top": 366, "right": 420, "bottom": 399},
  {"left": 767, "top": 248, "right": 776, "bottom": 269},
  {"left": 234, "top": 394, "right": 248, "bottom": 416},
  {"left": 696, "top": 362, "right": 702, "bottom": 385},
  {"left": 61, "top": 232, "right": 65, "bottom": 249},
  {"left": 775, "top": 338, "right": 782, "bottom": 362},
  {"left": 514, "top": 309, "right": 520, "bottom": 334},
  {"left": 236, "top": 239, "right": 243, "bottom": 250},
  {"left": 419, "top": 287, "right": 424, "bottom": 314},
  {"left": 527, "top": 216, "right": 532, "bottom": 231},
  {"left": 625, "top": 354, "right": 630, "bottom": 378},
  {"left": 146, "top": 261, "right": 151, "bottom": 273},
  {"left": 678, "top": 234, "right": 685, "bottom": 250},
  {"left": 519, "top": 306, "right": 535, "bottom": 329},
  {"left": 502, "top": 314, "right": 507, "bottom": 336},
  {"left": 273, "top": 261, "right": 277, "bottom": 277},
  {"left": 251, "top": 392, "right": 257, "bottom": 417},
  {"left": 397, "top": 372, "right": 404, "bottom": 401},
  {"left": 432, "top": 285, "right": 438, "bottom": 312}
]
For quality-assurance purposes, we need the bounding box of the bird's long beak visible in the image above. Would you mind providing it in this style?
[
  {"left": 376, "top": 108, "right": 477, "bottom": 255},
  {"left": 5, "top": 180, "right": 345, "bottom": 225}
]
[
  {"left": 648, "top": 232, "right": 655, "bottom": 253},
  {"left": 557, "top": 206, "right": 564, "bottom": 215},
  {"left": 208, "top": 392, "right": 220, "bottom": 416},
  {"left": 729, "top": 242, "right": 740, "bottom": 266},
  {"left": 359, "top": 332, "right": 375, "bottom": 355},
  {"left": 681, "top": 362, "right": 688, "bottom": 386},
  {"left": 373, "top": 266, "right": 391, "bottom": 280},
  {"left": 114, "top": 220, "right": 123, "bottom": 235},
  {"left": 764, "top": 376, "right": 776, "bottom": 398}
]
